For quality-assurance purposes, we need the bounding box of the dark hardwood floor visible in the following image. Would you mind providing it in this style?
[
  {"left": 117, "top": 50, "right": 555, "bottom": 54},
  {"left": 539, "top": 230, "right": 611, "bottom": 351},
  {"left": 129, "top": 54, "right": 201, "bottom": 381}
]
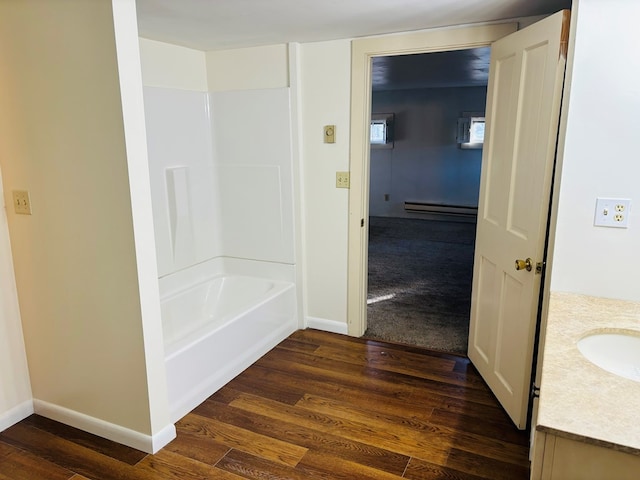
[{"left": 0, "top": 329, "right": 530, "bottom": 479}]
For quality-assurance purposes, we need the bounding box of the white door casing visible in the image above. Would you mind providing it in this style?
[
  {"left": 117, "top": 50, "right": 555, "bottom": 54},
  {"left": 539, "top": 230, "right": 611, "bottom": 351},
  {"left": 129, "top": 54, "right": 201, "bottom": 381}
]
[
  {"left": 347, "top": 22, "right": 518, "bottom": 337},
  {"left": 467, "top": 10, "right": 570, "bottom": 428}
]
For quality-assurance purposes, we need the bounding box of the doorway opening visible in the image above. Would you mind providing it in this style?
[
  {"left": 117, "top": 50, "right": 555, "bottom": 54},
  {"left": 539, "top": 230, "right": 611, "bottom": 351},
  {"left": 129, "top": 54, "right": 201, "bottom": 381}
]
[
  {"left": 346, "top": 21, "right": 516, "bottom": 339},
  {"left": 361, "top": 49, "right": 489, "bottom": 354}
]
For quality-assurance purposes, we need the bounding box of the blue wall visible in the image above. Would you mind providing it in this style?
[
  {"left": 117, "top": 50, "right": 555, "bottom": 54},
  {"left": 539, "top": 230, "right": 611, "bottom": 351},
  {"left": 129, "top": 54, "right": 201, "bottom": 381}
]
[{"left": 370, "top": 86, "right": 487, "bottom": 218}]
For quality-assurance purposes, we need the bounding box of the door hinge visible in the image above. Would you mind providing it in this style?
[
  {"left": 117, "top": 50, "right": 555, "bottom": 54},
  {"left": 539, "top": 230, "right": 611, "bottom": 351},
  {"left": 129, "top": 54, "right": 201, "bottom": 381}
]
[
  {"left": 361, "top": 218, "right": 365, "bottom": 227},
  {"left": 531, "top": 384, "right": 541, "bottom": 399}
]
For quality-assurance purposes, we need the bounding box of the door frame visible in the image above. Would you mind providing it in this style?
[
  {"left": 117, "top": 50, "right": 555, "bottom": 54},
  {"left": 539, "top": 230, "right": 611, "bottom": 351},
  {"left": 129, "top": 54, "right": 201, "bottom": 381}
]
[{"left": 347, "top": 22, "right": 518, "bottom": 336}]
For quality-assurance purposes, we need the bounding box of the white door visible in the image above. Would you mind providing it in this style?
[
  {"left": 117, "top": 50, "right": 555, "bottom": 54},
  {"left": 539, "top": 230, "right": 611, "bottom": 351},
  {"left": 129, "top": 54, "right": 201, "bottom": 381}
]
[{"left": 468, "top": 10, "right": 570, "bottom": 429}]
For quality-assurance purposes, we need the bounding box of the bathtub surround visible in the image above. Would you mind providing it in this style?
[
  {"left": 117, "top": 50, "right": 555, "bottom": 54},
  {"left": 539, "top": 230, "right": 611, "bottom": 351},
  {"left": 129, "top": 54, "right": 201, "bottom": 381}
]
[
  {"left": 143, "top": 47, "right": 299, "bottom": 421},
  {"left": 211, "top": 88, "right": 296, "bottom": 265},
  {"left": 145, "top": 86, "right": 295, "bottom": 275},
  {"left": 165, "top": 166, "right": 197, "bottom": 268},
  {"left": 144, "top": 87, "right": 219, "bottom": 275}
]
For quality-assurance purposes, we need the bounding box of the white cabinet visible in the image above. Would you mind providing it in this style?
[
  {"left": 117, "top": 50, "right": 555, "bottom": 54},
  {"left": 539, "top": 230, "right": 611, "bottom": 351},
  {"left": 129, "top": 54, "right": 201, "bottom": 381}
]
[{"left": 532, "top": 431, "right": 640, "bottom": 480}]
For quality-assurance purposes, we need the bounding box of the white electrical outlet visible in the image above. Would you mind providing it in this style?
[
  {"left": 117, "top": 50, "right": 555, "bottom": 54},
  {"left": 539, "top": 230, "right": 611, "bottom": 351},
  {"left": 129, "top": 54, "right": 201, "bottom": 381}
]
[{"left": 594, "top": 198, "right": 631, "bottom": 228}]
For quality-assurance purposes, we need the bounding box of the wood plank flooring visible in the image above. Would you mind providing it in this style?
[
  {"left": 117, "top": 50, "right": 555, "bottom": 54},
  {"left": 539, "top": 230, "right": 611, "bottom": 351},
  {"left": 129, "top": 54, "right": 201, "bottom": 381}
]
[{"left": 0, "top": 329, "right": 530, "bottom": 479}]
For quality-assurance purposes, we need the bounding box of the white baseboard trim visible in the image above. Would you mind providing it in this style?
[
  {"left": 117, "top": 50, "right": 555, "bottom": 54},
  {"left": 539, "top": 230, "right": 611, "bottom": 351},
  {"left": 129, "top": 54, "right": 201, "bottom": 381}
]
[
  {"left": 0, "top": 400, "right": 34, "bottom": 432},
  {"left": 149, "top": 423, "right": 178, "bottom": 454},
  {"left": 306, "top": 316, "right": 348, "bottom": 335},
  {"left": 33, "top": 399, "right": 176, "bottom": 454}
]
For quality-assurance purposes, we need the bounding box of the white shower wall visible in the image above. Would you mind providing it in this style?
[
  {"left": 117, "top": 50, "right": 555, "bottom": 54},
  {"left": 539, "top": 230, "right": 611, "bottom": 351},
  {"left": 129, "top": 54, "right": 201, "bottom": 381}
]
[
  {"left": 210, "top": 88, "right": 295, "bottom": 265},
  {"left": 144, "top": 87, "right": 220, "bottom": 276},
  {"left": 144, "top": 86, "right": 295, "bottom": 278}
]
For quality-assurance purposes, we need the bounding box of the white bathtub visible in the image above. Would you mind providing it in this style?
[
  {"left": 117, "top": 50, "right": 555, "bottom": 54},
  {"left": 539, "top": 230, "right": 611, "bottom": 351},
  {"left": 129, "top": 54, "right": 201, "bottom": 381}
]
[{"left": 161, "top": 271, "right": 297, "bottom": 422}]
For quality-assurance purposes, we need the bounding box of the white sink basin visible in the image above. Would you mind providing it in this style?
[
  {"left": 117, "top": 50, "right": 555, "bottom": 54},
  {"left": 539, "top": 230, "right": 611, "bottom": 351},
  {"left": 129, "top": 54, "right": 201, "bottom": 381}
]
[{"left": 577, "top": 331, "right": 640, "bottom": 382}]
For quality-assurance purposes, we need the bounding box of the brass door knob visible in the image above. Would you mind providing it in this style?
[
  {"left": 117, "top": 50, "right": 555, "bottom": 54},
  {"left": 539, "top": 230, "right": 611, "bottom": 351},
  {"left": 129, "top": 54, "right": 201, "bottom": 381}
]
[{"left": 515, "top": 258, "right": 533, "bottom": 272}]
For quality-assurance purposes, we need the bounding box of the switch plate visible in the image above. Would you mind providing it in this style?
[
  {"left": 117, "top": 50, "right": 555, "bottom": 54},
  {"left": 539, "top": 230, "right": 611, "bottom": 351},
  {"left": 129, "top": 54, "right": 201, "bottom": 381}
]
[
  {"left": 12, "top": 190, "right": 32, "bottom": 215},
  {"left": 336, "top": 171, "right": 350, "bottom": 189},
  {"left": 324, "top": 125, "right": 336, "bottom": 143},
  {"left": 594, "top": 198, "right": 630, "bottom": 228}
]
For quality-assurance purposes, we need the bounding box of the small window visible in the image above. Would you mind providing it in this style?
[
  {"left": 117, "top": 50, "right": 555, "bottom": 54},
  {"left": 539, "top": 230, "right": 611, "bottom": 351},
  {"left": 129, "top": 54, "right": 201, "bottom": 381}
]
[
  {"left": 370, "top": 121, "right": 387, "bottom": 144},
  {"left": 370, "top": 113, "right": 394, "bottom": 148},
  {"left": 457, "top": 113, "right": 485, "bottom": 149},
  {"left": 469, "top": 117, "right": 485, "bottom": 144}
]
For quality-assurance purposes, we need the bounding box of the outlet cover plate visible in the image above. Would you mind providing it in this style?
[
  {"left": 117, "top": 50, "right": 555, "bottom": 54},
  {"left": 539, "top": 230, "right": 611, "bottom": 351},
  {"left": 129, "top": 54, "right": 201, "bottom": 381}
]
[
  {"left": 336, "top": 171, "right": 350, "bottom": 189},
  {"left": 594, "top": 198, "right": 630, "bottom": 228}
]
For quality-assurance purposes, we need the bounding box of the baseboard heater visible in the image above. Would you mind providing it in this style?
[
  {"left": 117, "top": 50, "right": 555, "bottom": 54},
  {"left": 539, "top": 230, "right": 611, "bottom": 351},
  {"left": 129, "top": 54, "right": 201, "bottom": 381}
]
[{"left": 404, "top": 202, "right": 478, "bottom": 218}]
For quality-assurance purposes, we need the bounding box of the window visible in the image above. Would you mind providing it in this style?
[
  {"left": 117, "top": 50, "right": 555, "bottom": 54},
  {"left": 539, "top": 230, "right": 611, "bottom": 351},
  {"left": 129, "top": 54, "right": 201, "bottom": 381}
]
[
  {"left": 457, "top": 113, "right": 485, "bottom": 149},
  {"left": 370, "top": 113, "right": 394, "bottom": 148}
]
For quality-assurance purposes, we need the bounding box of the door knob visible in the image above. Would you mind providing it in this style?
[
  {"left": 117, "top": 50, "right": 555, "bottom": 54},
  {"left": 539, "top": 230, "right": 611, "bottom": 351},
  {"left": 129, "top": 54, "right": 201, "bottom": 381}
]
[{"left": 515, "top": 258, "right": 533, "bottom": 272}]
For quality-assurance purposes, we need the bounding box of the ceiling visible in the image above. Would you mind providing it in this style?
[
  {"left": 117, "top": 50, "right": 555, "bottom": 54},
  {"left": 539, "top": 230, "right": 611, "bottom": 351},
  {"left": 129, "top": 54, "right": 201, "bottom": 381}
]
[
  {"left": 136, "top": 0, "right": 571, "bottom": 52},
  {"left": 136, "top": 0, "right": 570, "bottom": 91},
  {"left": 372, "top": 48, "right": 491, "bottom": 91}
]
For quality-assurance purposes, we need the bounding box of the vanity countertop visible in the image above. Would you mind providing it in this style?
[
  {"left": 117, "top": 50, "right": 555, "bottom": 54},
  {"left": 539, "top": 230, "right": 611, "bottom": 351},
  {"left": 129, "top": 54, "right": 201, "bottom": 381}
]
[{"left": 537, "top": 292, "right": 640, "bottom": 455}]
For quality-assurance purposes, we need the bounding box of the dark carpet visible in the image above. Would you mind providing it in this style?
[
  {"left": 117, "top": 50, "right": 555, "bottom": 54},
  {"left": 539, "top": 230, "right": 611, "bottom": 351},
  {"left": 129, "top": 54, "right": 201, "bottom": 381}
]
[{"left": 364, "top": 216, "right": 476, "bottom": 354}]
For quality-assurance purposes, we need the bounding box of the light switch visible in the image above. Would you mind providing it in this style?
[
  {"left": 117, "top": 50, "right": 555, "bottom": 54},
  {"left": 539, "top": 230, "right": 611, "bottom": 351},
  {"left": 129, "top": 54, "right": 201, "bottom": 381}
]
[
  {"left": 324, "top": 125, "right": 336, "bottom": 143},
  {"left": 12, "top": 190, "right": 32, "bottom": 215}
]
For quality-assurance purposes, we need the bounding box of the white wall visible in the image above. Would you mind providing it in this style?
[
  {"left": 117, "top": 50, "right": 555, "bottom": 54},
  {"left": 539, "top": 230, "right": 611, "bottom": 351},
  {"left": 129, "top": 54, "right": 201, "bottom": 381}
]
[
  {"left": 0, "top": 0, "right": 173, "bottom": 452},
  {"left": 0, "top": 171, "right": 32, "bottom": 431},
  {"left": 549, "top": 0, "right": 640, "bottom": 301},
  {"left": 139, "top": 38, "right": 208, "bottom": 91},
  {"left": 299, "top": 40, "right": 352, "bottom": 330},
  {"left": 370, "top": 86, "right": 486, "bottom": 217},
  {"left": 111, "top": 0, "right": 174, "bottom": 452},
  {"left": 206, "top": 44, "right": 289, "bottom": 91}
]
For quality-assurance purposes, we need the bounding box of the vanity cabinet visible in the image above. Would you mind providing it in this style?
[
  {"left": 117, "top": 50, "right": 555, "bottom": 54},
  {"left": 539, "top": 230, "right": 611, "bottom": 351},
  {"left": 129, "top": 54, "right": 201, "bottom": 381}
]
[
  {"left": 535, "top": 293, "right": 640, "bottom": 479},
  {"left": 532, "top": 431, "right": 640, "bottom": 480}
]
